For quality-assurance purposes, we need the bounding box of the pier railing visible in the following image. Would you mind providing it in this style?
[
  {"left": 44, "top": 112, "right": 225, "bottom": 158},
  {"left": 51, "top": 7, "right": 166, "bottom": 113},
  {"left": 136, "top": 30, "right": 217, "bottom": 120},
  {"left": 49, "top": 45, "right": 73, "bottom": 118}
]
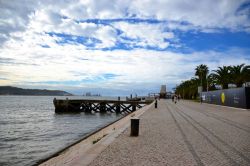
[{"left": 53, "top": 98, "right": 153, "bottom": 113}]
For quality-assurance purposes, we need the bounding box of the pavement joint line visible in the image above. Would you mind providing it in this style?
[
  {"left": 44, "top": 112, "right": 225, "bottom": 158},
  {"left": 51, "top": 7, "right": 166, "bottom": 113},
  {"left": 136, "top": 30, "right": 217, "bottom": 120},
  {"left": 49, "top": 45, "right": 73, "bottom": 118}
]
[
  {"left": 172, "top": 103, "right": 240, "bottom": 166},
  {"left": 182, "top": 101, "right": 250, "bottom": 129},
  {"left": 165, "top": 102, "right": 205, "bottom": 166},
  {"left": 175, "top": 103, "right": 250, "bottom": 164},
  {"left": 181, "top": 101, "right": 250, "bottom": 133},
  {"left": 186, "top": 101, "right": 250, "bottom": 111}
]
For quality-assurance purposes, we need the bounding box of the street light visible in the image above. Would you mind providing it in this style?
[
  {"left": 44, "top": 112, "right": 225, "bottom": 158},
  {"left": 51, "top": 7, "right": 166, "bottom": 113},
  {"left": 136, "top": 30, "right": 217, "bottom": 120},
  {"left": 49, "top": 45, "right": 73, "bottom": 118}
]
[{"left": 206, "top": 75, "right": 208, "bottom": 92}]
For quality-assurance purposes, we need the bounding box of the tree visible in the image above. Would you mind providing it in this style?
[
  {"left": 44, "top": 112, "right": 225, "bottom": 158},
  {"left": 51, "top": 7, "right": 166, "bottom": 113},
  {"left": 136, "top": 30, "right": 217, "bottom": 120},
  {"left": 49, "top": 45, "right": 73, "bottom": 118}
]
[
  {"left": 195, "top": 64, "right": 209, "bottom": 91},
  {"left": 175, "top": 78, "right": 199, "bottom": 99},
  {"left": 211, "top": 66, "right": 231, "bottom": 89},
  {"left": 230, "top": 64, "right": 246, "bottom": 87},
  {"left": 175, "top": 63, "right": 249, "bottom": 100},
  {"left": 242, "top": 65, "right": 250, "bottom": 84},
  {"left": 207, "top": 73, "right": 217, "bottom": 90}
]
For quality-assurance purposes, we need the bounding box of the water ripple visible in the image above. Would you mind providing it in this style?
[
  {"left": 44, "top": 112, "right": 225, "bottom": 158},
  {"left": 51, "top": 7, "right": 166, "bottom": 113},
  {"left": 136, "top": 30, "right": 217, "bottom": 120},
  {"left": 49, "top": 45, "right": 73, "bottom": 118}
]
[{"left": 0, "top": 96, "right": 122, "bottom": 166}]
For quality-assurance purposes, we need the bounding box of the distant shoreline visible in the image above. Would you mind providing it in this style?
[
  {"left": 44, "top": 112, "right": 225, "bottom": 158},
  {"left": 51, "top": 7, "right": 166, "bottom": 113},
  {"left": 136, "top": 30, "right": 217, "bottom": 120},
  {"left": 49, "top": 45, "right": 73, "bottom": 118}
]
[
  {"left": 0, "top": 94, "right": 73, "bottom": 96},
  {"left": 0, "top": 86, "right": 73, "bottom": 96}
]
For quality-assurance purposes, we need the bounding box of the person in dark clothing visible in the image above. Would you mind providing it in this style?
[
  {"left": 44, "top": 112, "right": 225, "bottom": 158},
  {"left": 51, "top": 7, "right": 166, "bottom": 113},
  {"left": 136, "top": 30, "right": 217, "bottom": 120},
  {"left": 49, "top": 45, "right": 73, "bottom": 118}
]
[{"left": 174, "top": 95, "right": 177, "bottom": 104}]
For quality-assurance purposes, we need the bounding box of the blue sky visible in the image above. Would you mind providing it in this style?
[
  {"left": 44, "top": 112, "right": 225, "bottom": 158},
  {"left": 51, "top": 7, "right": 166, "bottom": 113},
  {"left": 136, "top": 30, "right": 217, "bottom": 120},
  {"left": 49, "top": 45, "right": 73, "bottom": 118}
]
[{"left": 0, "top": 0, "right": 250, "bottom": 95}]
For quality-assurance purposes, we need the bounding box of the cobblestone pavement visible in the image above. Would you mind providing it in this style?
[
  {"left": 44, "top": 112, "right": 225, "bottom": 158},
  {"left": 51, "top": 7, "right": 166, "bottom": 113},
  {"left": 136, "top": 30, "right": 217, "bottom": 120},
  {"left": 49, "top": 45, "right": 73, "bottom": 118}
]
[{"left": 88, "top": 100, "right": 250, "bottom": 166}]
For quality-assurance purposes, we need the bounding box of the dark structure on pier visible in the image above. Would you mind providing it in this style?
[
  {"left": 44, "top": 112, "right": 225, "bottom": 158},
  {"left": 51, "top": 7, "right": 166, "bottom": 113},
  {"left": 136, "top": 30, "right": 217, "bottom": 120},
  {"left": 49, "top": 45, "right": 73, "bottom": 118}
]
[{"left": 53, "top": 98, "right": 152, "bottom": 113}]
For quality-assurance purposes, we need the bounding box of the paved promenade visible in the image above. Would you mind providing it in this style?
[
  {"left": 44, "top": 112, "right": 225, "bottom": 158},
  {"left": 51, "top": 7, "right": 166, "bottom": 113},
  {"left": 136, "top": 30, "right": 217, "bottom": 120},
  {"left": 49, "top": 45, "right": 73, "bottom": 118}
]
[{"left": 89, "top": 100, "right": 250, "bottom": 166}]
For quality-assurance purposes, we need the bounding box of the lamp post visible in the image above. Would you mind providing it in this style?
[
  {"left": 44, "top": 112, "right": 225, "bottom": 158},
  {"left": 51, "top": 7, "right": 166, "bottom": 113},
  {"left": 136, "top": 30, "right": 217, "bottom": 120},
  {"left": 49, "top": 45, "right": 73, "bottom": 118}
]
[{"left": 206, "top": 75, "right": 208, "bottom": 92}]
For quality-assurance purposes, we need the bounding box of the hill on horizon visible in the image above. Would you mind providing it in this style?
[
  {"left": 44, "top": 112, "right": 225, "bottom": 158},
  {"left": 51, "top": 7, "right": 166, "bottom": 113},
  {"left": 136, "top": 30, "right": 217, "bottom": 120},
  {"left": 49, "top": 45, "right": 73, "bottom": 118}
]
[{"left": 0, "top": 86, "right": 73, "bottom": 96}]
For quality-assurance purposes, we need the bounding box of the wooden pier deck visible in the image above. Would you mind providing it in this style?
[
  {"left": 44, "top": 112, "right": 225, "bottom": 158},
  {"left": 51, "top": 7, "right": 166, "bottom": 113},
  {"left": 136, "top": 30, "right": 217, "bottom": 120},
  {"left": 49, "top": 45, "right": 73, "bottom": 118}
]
[{"left": 53, "top": 98, "right": 153, "bottom": 113}]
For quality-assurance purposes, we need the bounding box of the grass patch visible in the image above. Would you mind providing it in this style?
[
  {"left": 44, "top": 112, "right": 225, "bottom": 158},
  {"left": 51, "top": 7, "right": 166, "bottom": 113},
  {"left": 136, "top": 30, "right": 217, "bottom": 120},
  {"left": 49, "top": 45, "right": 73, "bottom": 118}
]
[{"left": 92, "top": 134, "right": 108, "bottom": 144}]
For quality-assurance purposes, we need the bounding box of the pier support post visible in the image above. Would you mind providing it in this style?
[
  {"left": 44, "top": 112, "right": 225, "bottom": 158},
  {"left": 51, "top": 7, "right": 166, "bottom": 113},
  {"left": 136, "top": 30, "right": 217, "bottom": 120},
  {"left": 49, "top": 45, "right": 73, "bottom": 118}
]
[
  {"left": 100, "top": 102, "right": 106, "bottom": 113},
  {"left": 116, "top": 104, "right": 121, "bottom": 113},
  {"left": 65, "top": 98, "right": 69, "bottom": 112},
  {"left": 85, "top": 102, "right": 91, "bottom": 112},
  {"left": 132, "top": 104, "right": 136, "bottom": 112},
  {"left": 130, "top": 118, "right": 140, "bottom": 136},
  {"left": 53, "top": 98, "right": 59, "bottom": 113}
]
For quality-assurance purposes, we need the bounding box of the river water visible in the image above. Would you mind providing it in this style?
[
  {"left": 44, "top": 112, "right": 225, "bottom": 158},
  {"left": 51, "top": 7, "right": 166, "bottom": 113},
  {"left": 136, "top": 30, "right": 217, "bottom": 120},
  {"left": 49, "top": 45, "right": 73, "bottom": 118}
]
[{"left": 0, "top": 96, "right": 122, "bottom": 166}]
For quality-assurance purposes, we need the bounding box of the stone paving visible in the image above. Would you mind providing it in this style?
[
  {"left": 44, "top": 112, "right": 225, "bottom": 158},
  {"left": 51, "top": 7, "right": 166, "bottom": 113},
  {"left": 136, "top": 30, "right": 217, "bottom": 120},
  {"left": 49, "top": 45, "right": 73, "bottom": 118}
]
[{"left": 88, "top": 100, "right": 250, "bottom": 166}]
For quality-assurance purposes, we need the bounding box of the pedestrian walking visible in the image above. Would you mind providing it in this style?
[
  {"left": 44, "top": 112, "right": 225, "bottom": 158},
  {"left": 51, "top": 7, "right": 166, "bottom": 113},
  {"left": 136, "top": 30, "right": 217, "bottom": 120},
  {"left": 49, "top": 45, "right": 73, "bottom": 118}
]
[{"left": 174, "top": 95, "right": 177, "bottom": 104}]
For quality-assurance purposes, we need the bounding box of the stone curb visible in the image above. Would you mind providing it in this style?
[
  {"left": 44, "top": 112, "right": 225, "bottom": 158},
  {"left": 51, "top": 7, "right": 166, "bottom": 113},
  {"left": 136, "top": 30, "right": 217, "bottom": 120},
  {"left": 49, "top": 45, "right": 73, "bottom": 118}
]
[{"left": 38, "top": 102, "right": 154, "bottom": 166}]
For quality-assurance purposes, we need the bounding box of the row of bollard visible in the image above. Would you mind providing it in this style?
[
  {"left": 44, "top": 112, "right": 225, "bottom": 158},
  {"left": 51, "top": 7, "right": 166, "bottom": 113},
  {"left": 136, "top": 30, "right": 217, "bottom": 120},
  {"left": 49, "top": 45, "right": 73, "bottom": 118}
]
[{"left": 130, "top": 99, "right": 158, "bottom": 137}]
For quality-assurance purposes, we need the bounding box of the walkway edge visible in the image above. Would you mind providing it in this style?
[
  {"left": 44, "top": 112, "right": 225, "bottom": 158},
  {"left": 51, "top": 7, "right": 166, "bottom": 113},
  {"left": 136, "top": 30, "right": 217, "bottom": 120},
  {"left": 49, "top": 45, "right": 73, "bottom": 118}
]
[{"left": 38, "top": 102, "right": 154, "bottom": 166}]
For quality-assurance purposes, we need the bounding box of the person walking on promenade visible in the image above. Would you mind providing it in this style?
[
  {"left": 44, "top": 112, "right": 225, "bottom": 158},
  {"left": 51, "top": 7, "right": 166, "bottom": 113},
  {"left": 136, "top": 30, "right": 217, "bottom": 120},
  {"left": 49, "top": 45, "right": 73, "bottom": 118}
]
[
  {"left": 177, "top": 94, "right": 180, "bottom": 101},
  {"left": 174, "top": 94, "right": 177, "bottom": 104},
  {"left": 172, "top": 95, "right": 174, "bottom": 102}
]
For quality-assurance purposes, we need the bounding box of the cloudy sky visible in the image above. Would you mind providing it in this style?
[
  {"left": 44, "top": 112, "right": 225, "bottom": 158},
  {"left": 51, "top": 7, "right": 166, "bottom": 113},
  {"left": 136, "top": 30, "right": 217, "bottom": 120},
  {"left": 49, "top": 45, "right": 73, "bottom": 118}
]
[{"left": 0, "top": 0, "right": 250, "bottom": 95}]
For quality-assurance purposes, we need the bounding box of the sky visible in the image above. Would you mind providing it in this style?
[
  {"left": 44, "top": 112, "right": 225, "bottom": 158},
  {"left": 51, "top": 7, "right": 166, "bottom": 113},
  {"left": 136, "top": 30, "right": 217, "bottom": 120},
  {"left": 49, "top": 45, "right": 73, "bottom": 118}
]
[{"left": 0, "top": 0, "right": 250, "bottom": 96}]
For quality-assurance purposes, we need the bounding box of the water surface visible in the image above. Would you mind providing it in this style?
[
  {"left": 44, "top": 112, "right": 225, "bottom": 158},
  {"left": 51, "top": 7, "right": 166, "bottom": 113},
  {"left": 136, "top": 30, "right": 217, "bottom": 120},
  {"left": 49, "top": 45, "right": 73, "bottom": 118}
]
[{"left": 0, "top": 96, "right": 122, "bottom": 166}]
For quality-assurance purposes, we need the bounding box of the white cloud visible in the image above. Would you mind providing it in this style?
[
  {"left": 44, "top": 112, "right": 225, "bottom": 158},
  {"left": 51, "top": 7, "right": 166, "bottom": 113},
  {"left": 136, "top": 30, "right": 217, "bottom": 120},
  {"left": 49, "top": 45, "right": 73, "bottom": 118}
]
[
  {"left": 113, "top": 22, "right": 174, "bottom": 49},
  {"left": 43, "top": 0, "right": 249, "bottom": 31},
  {"left": 129, "top": 0, "right": 249, "bottom": 30},
  {"left": 0, "top": 0, "right": 249, "bottom": 50},
  {"left": 0, "top": 0, "right": 38, "bottom": 43},
  {"left": 0, "top": 0, "right": 250, "bottom": 95},
  {"left": 94, "top": 25, "right": 117, "bottom": 48},
  {"left": 1, "top": 0, "right": 249, "bottom": 45},
  {"left": 1, "top": 37, "right": 249, "bottom": 94}
]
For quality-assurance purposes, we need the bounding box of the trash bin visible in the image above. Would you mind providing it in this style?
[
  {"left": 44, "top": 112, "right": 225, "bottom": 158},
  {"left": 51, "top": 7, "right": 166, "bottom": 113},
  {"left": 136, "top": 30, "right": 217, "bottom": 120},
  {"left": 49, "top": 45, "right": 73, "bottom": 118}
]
[{"left": 130, "top": 118, "right": 140, "bottom": 136}]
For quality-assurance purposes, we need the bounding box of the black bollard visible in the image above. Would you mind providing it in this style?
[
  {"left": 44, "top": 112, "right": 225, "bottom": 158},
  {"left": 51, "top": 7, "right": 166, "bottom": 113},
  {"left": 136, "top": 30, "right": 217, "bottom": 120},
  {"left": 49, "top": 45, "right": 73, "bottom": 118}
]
[
  {"left": 130, "top": 118, "right": 140, "bottom": 136},
  {"left": 155, "top": 100, "right": 157, "bottom": 108}
]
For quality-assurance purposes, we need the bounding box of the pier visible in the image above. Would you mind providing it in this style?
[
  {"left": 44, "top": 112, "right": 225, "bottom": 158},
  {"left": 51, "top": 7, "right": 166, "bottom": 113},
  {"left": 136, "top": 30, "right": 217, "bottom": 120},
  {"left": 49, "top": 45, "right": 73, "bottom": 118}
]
[{"left": 53, "top": 98, "right": 153, "bottom": 113}]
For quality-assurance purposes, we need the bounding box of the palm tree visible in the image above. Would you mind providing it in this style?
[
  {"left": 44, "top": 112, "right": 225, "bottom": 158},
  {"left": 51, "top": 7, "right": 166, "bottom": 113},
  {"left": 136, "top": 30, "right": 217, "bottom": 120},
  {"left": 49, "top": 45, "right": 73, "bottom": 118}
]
[
  {"left": 211, "top": 66, "right": 231, "bottom": 89},
  {"left": 176, "top": 78, "right": 199, "bottom": 99},
  {"left": 230, "top": 64, "right": 246, "bottom": 87},
  {"left": 207, "top": 73, "right": 217, "bottom": 90},
  {"left": 195, "top": 64, "right": 209, "bottom": 91},
  {"left": 242, "top": 65, "right": 250, "bottom": 84}
]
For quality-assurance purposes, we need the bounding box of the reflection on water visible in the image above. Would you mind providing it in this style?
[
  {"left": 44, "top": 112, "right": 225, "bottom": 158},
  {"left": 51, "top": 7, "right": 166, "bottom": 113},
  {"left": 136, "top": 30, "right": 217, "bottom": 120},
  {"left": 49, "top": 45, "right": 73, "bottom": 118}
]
[{"left": 0, "top": 96, "right": 122, "bottom": 166}]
